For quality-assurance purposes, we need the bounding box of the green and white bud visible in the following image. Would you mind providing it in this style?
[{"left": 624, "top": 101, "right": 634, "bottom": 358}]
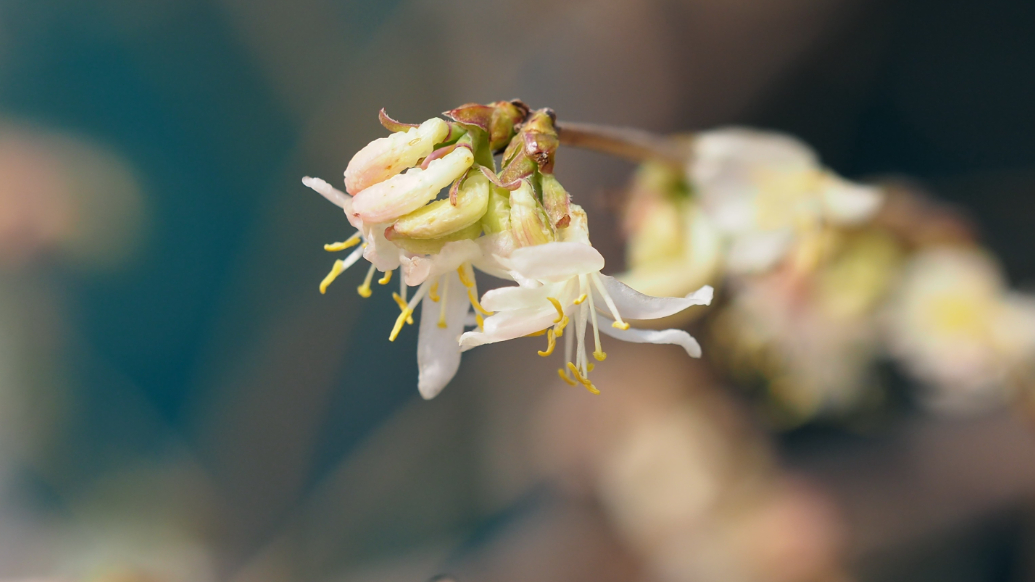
[
  {"left": 387, "top": 172, "right": 490, "bottom": 239},
  {"left": 509, "top": 179, "right": 555, "bottom": 247}
]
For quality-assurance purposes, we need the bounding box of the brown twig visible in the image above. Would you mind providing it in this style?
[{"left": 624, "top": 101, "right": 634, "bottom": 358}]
[{"left": 556, "top": 121, "right": 690, "bottom": 169}]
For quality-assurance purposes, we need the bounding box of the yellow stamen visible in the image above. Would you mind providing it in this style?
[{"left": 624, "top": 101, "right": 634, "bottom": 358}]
[
  {"left": 590, "top": 274, "right": 629, "bottom": 330},
  {"left": 389, "top": 308, "right": 414, "bottom": 341},
  {"left": 558, "top": 367, "right": 578, "bottom": 386},
  {"left": 547, "top": 297, "right": 565, "bottom": 323},
  {"left": 593, "top": 350, "right": 607, "bottom": 361},
  {"left": 586, "top": 279, "right": 606, "bottom": 363},
  {"left": 611, "top": 321, "right": 631, "bottom": 330},
  {"left": 566, "top": 362, "right": 600, "bottom": 395},
  {"left": 554, "top": 314, "right": 569, "bottom": 337},
  {"left": 429, "top": 280, "right": 440, "bottom": 302},
  {"left": 525, "top": 329, "right": 548, "bottom": 337},
  {"left": 538, "top": 329, "right": 556, "bottom": 357},
  {"left": 587, "top": 363, "right": 595, "bottom": 372},
  {"left": 324, "top": 233, "right": 361, "bottom": 252},
  {"left": 378, "top": 269, "right": 393, "bottom": 285},
  {"left": 467, "top": 288, "right": 493, "bottom": 316},
  {"left": 357, "top": 264, "right": 377, "bottom": 298},
  {"left": 475, "top": 312, "right": 485, "bottom": 331},
  {"left": 457, "top": 264, "right": 474, "bottom": 288},
  {"left": 574, "top": 293, "right": 588, "bottom": 305},
  {"left": 391, "top": 292, "right": 415, "bottom": 324},
  {"left": 319, "top": 260, "right": 346, "bottom": 294}
]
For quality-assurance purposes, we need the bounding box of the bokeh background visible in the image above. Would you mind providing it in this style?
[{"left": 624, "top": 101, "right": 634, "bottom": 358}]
[{"left": 0, "top": 0, "right": 1034, "bottom": 581}]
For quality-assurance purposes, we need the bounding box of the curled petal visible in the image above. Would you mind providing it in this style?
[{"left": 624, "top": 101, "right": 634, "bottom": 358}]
[
  {"left": 593, "top": 275, "right": 713, "bottom": 320},
  {"left": 344, "top": 118, "right": 449, "bottom": 195},
  {"left": 303, "top": 176, "right": 350, "bottom": 209},
  {"left": 352, "top": 147, "right": 474, "bottom": 224},
  {"left": 822, "top": 176, "right": 883, "bottom": 224},
  {"left": 479, "top": 284, "right": 555, "bottom": 312},
  {"left": 459, "top": 306, "right": 556, "bottom": 351},
  {"left": 597, "top": 315, "right": 702, "bottom": 358},
  {"left": 417, "top": 271, "right": 470, "bottom": 399},
  {"left": 503, "top": 241, "right": 605, "bottom": 284}
]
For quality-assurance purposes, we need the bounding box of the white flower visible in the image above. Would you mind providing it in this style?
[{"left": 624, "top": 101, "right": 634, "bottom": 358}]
[
  {"left": 691, "top": 128, "right": 883, "bottom": 273},
  {"left": 885, "top": 247, "right": 1035, "bottom": 412},
  {"left": 459, "top": 207, "right": 713, "bottom": 393}
]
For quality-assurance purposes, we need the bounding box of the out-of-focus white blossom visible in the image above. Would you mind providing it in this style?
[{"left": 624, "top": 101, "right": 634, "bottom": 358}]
[
  {"left": 690, "top": 128, "right": 883, "bottom": 274},
  {"left": 885, "top": 247, "right": 1035, "bottom": 412}
]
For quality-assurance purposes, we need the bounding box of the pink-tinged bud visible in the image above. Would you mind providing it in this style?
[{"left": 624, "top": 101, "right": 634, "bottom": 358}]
[
  {"left": 344, "top": 118, "right": 449, "bottom": 195},
  {"left": 351, "top": 147, "right": 474, "bottom": 225}
]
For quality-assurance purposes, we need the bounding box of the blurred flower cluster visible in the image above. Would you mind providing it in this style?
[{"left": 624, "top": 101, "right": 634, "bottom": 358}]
[{"left": 618, "top": 127, "right": 1035, "bottom": 423}]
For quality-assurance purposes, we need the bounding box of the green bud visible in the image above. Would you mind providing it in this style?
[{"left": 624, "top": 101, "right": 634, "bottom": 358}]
[
  {"left": 487, "top": 100, "right": 529, "bottom": 153},
  {"left": 509, "top": 179, "right": 555, "bottom": 247},
  {"left": 387, "top": 172, "right": 490, "bottom": 239},
  {"left": 540, "top": 173, "right": 571, "bottom": 228},
  {"left": 388, "top": 221, "right": 483, "bottom": 256},
  {"left": 498, "top": 108, "right": 559, "bottom": 185},
  {"left": 481, "top": 184, "right": 512, "bottom": 234}
]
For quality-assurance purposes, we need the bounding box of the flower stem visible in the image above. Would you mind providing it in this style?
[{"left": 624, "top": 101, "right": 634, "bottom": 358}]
[{"left": 556, "top": 121, "right": 690, "bottom": 168}]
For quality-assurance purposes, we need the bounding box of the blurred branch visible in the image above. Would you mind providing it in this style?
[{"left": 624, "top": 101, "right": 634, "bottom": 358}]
[{"left": 556, "top": 122, "right": 690, "bottom": 169}]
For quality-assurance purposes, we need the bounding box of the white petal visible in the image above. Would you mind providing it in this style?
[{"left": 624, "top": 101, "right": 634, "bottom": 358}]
[
  {"left": 361, "top": 222, "right": 402, "bottom": 272},
  {"left": 459, "top": 306, "right": 556, "bottom": 351},
  {"left": 725, "top": 229, "right": 794, "bottom": 274},
  {"left": 597, "top": 315, "right": 702, "bottom": 358},
  {"left": 351, "top": 147, "right": 473, "bottom": 224},
  {"left": 303, "top": 176, "right": 351, "bottom": 209},
  {"left": 480, "top": 285, "right": 551, "bottom": 312},
  {"left": 401, "top": 239, "right": 482, "bottom": 286},
  {"left": 822, "top": 175, "right": 884, "bottom": 224},
  {"left": 503, "top": 241, "right": 605, "bottom": 283},
  {"left": 417, "top": 271, "right": 470, "bottom": 399},
  {"left": 593, "top": 274, "right": 713, "bottom": 320}
]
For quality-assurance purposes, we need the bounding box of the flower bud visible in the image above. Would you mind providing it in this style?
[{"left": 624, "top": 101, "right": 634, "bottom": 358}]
[
  {"left": 389, "top": 221, "right": 483, "bottom": 256},
  {"left": 498, "top": 109, "right": 559, "bottom": 185},
  {"left": 352, "top": 146, "right": 474, "bottom": 224},
  {"left": 387, "top": 172, "right": 490, "bottom": 239},
  {"left": 509, "top": 179, "right": 555, "bottom": 247},
  {"left": 540, "top": 173, "right": 571, "bottom": 228},
  {"left": 344, "top": 118, "right": 449, "bottom": 195},
  {"left": 481, "top": 185, "right": 512, "bottom": 234}
]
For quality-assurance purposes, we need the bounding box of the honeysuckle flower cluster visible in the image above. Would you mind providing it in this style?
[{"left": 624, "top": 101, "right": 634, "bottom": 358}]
[{"left": 305, "top": 102, "right": 713, "bottom": 399}]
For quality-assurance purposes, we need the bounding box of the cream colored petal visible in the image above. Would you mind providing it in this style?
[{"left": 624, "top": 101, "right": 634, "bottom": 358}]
[
  {"left": 593, "top": 275, "right": 713, "bottom": 320},
  {"left": 597, "top": 315, "right": 702, "bottom": 358},
  {"left": 351, "top": 147, "right": 473, "bottom": 224}
]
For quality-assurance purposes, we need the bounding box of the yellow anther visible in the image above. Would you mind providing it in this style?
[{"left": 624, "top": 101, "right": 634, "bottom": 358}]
[
  {"left": 537, "top": 329, "right": 556, "bottom": 357},
  {"left": 566, "top": 362, "right": 600, "bottom": 395},
  {"left": 378, "top": 269, "right": 393, "bottom": 285},
  {"left": 357, "top": 264, "right": 377, "bottom": 298},
  {"left": 319, "top": 260, "right": 347, "bottom": 294},
  {"left": 429, "top": 280, "right": 440, "bottom": 302},
  {"left": 547, "top": 297, "right": 565, "bottom": 323},
  {"left": 554, "top": 315, "right": 569, "bottom": 337},
  {"left": 475, "top": 312, "right": 485, "bottom": 330},
  {"left": 324, "top": 233, "right": 361, "bottom": 252},
  {"left": 525, "top": 329, "right": 548, "bottom": 337},
  {"left": 611, "top": 321, "right": 631, "bottom": 330},
  {"left": 574, "top": 293, "right": 588, "bottom": 305},
  {"left": 593, "top": 350, "right": 607, "bottom": 361},
  {"left": 438, "top": 315, "right": 447, "bottom": 329},
  {"left": 457, "top": 265, "right": 474, "bottom": 288},
  {"left": 389, "top": 308, "right": 414, "bottom": 341},
  {"left": 467, "top": 288, "right": 493, "bottom": 316},
  {"left": 587, "top": 363, "right": 595, "bottom": 372},
  {"left": 558, "top": 367, "right": 578, "bottom": 386},
  {"left": 391, "top": 293, "right": 414, "bottom": 324}
]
